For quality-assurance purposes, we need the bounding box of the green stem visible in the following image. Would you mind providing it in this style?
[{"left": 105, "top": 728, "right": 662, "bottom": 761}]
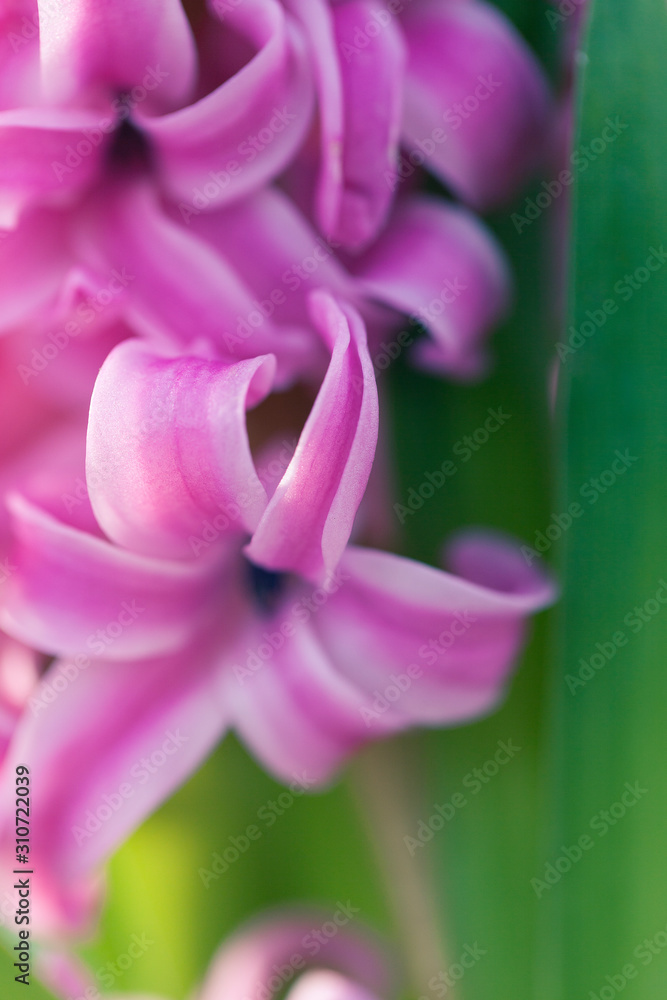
[{"left": 351, "top": 738, "right": 450, "bottom": 996}]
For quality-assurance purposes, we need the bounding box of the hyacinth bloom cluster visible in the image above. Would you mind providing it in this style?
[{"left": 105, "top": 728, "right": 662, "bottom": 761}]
[{"left": 0, "top": 0, "right": 555, "bottom": 939}]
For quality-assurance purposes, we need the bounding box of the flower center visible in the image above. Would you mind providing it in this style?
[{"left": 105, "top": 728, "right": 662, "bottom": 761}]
[
  {"left": 246, "top": 561, "right": 288, "bottom": 616},
  {"left": 106, "top": 113, "right": 153, "bottom": 174}
]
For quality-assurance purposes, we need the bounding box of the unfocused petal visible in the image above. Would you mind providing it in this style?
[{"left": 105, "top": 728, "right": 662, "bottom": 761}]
[
  {"left": 0, "top": 205, "right": 72, "bottom": 333},
  {"left": 400, "top": 0, "right": 551, "bottom": 209},
  {"left": 35, "top": 950, "right": 102, "bottom": 999},
  {"left": 0, "top": 2, "right": 41, "bottom": 111},
  {"left": 329, "top": 0, "right": 404, "bottom": 248},
  {"left": 1, "top": 494, "right": 221, "bottom": 660},
  {"left": 0, "top": 418, "right": 94, "bottom": 559},
  {"left": 198, "top": 912, "right": 392, "bottom": 1000},
  {"left": 0, "top": 634, "right": 40, "bottom": 766},
  {"left": 287, "top": 971, "right": 384, "bottom": 1000},
  {"left": 37, "top": 0, "right": 197, "bottom": 110},
  {"left": 352, "top": 196, "right": 510, "bottom": 379},
  {"left": 232, "top": 532, "right": 552, "bottom": 785},
  {"left": 139, "top": 0, "right": 313, "bottom": 209},
  {"left": 189, "top": 185, "right": 351, "bottom": 344},
  {"left": 229, "top": 615, "right": 397, "bottom": 785},
  {"left": 0, "top": 107, "right": 108, "bottom": 226},
  {"left": 77, "top": 183, "right": 315, "bottom": 383},
  {"left": 87, "top": 340, "right": 275, "bottom": 558},
  {"left": 315, "top": 530, "right": 556, "bottom": 727},
  {"left": 290, "top": 0, "right": 404, "bottom": 249},
  {"left": 10, "top": 317, "right": 130, "bottom": 413},
  {"left": 0, "top": 634, "right": 228, "bottom": 933},
  {"left": 246, "top": 293, "right": 378, "bottom": 583}
]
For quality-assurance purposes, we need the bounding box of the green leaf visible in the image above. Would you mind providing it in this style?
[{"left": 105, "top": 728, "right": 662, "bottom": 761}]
[
  {"left": 386, "top": 180, "right": 556, "bottom": 1000},
  {"left": 538, "top": 1, "right": 667, "bottom": 997}
]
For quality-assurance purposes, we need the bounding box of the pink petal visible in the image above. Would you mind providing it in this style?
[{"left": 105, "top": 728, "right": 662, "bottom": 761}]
[
  {"left": 0, "top": 635, "right": 228, "bottom": 933},
  {"left": 10, "top": 317, "right": 130, "bottom": 414},
  {"left": 198, "top": 912, "right": 391, "bottom": 1000},
  {"left": 284, "top": 0, "right": 341, "bottom": 226},
  {"left": 0, "top": 415, "right": 94, "bottom": 558},
  {"left": 1, "top": 494, "right": 221, "bottom": 660},
  {"left": 288, "top": 971, "right": 384, "bottom": 1000},
  {"left": 138, "top": 0, "right": 314, "bottom": 209},
  {"left": 313, "top": 531, "right": 556, "bottom": 728},
  {"left": 0, "top": 107, "right": 108, "bottom": 226},
  {"left": 229, "top": 614, "right": 397, "bottom": 785},
  {"left": 0, "top": 634, "right": 40, "bottom": 766},
  {"left": 189, "top": 185, "right": 352, "bottom": 344},
  {"left": 0, "top": 2, "right": 41, "bottom": 110},
  {"left": 352, "top": 196, "right": 510, "bottom": 380},
  {"left": 400, "top": 0, "right": 551, "bottom": 209},
  {"left": 34, "top": 950, "right": 98, "bottom": 1000},
  {"left": 87, "top": 340, "right": 275, "bottom": 559},
  {"left": 37, "top": 0, "right": 197, "bottom": 110},
  {"left": 77, "top": 183, "right": 315, "bottom": 384},
  {"left": 289, "top": 0, "right": 404, "bottom": 250},
  {"left": 0, "top": 204, "right": 71, "bottom": 333},
  {"left": 246, "top": 293, "right": 378, "bottom": 583},
  {"left": 328, "top": 0, "right": 405, "bottom": 248}
]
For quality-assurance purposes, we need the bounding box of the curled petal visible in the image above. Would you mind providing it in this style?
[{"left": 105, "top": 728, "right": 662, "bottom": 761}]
[
  {"left": 329, "top": 0, "right": 404, "bottom": 248},
  {"left": 312, "top": 531, "right": 556, "bottom": 728},
  {"left": 290, "top": 0, "right": 404, "bottom": 249},
  {"left": 400, "top": 0, "right": 551, "bottom": 209},
  {"left": 287, "top": 971, "right": 384, "bottom": 1000},
  {"left": 0, "top": 635, "right": 228, "bottom": 933},
  {"left": 246, "top": 293, "right": 378, "bottom": 583},
  {"left": 1, "top": 494, "right": 220, "bottom": 660},
  {"left": 352, "top": 196, "right": 510, "bottom": 379},
  {"left": 198, "top": 912, "right": 392, "bottom": 1000},
  {"left": 87, "top": 340, "right": 275, "bottom": 558},
  {"left": 37, "top": 0, "right": 197, "bottom": 110},
  {"left": 139, "top": 0, "right": 314, "bottom": 208}
]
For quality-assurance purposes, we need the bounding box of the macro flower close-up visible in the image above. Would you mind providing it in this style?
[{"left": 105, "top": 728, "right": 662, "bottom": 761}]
[{"left": 1, "top": 1, "right": 665, "bottom": 999}]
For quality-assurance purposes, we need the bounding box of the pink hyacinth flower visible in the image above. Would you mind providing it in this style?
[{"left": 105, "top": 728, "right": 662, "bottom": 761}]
[
  {"left": 0, "top": 0, "right": 537, "bottom": 387},
  {"left": 0, "top": 293, "right": 554, "bottom": 933},
  {"left": 399, "top": 0, "right": 552, "bottom": 210},
  {"left": 0, "top": 0, "right": 321, "bottom": 384},
  {"left": 0, "top": 0, "right": 313, "bottom": 226}
]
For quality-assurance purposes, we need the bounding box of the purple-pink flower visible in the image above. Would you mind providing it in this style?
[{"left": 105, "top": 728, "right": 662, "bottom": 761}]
[
  {"left": 0, "top": 292, "right": 553, "bottom": 932},
  {"left": 1, "top": 0, "right": 550, "bottom": 381},
  {"left": 0, "top": 0, "right": 556, "bottom": 941}
]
